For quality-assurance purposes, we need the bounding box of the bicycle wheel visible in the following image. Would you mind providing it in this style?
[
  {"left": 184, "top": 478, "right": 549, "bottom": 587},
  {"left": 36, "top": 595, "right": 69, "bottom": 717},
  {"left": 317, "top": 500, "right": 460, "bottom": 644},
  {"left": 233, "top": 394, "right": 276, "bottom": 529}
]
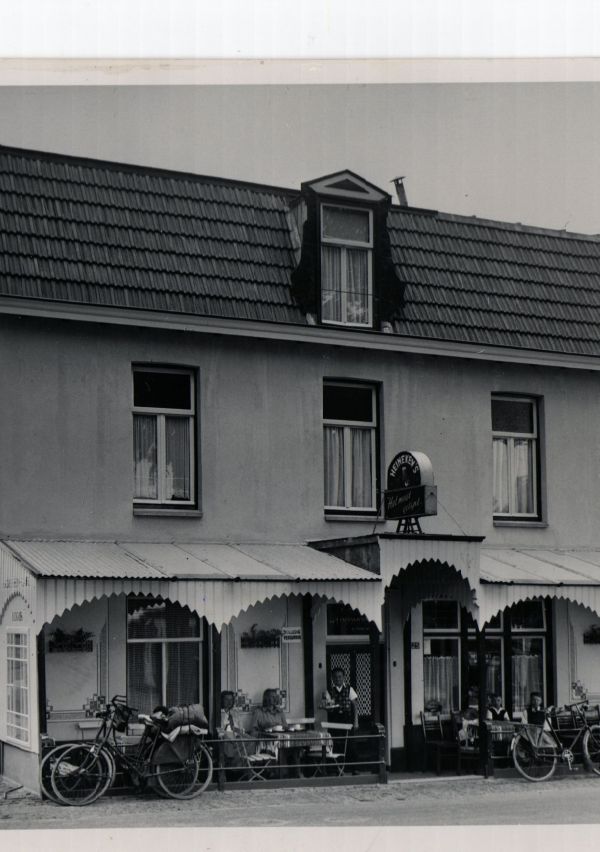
[
  {"left": 190, "top": 743, "right": 213, "bottom": 795},
  {"left": 583, "top": 725, "right": 600, "bottom": 775},
  {"left": 51, "top": 745, "right": 114, "bottom": 806},
  {"left": 40, "top": 745, "right": 71, "bottom": 803},
  {"left": 512, "top": 733, "right": 557, "bottom": 781},
  {"left": 155, "top": 752, "right": 200, "bottom": 800}
]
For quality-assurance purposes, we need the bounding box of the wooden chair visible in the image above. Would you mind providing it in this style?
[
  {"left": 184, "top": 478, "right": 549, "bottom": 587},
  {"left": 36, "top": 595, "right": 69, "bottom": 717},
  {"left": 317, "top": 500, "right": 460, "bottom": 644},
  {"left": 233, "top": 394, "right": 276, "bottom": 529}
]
[
  {"left": 420, "top": 712, "right": 459, "bottom": 775},
  {"left": 452, "top": 712, "right": 487, "bottom": 777}
]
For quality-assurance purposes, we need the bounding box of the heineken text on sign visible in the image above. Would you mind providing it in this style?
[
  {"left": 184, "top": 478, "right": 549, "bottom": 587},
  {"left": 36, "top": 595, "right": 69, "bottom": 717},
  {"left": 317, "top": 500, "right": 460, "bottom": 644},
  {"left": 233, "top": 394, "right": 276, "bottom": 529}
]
[{"left": 384, "top": 450, "right": 437, "bottom": 520}]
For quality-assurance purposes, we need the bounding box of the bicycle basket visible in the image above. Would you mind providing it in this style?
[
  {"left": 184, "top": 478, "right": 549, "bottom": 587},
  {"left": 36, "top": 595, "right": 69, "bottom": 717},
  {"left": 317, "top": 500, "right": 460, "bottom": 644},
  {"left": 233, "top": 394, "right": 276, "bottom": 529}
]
[{"left": 112, "top": 703, "right": 134, "bottom": 733}]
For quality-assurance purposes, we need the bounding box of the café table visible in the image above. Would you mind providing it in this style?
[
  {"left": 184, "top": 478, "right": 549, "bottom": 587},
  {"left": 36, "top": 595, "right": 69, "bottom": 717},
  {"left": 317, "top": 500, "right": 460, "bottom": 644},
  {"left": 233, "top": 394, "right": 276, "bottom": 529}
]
[{"left": 261, "top": 727, "right": 333, "bottom": 777}]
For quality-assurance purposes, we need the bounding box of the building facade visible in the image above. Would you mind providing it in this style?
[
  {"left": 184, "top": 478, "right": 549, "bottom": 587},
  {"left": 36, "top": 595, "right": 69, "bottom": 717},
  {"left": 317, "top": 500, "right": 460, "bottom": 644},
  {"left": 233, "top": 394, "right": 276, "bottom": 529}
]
[{"left": 2, "top": 146, "right": 600, "bottom": 790}]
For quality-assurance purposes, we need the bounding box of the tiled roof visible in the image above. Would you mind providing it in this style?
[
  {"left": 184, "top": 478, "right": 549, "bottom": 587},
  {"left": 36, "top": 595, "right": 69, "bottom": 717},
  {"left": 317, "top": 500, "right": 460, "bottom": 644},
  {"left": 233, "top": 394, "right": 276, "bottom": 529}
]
[
  {"left": 0, "top": 146, "right": 304, "bottom": 324},
  {"left": 2, "top": 144, "right": 600, "bottom": 358},
  {"left": 388, "top": 209, "right": 600, "bottom": 357}
]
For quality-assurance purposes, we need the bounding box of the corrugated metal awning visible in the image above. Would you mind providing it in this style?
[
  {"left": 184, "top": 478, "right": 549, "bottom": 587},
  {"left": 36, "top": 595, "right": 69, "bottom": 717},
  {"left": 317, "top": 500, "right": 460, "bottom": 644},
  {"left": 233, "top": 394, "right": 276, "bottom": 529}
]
[
  {"left": 1, "top": 540, "right": 382, "bottom": 629},
  {"left": 479, "top": 548, "right": 600, "bottom": 625}
]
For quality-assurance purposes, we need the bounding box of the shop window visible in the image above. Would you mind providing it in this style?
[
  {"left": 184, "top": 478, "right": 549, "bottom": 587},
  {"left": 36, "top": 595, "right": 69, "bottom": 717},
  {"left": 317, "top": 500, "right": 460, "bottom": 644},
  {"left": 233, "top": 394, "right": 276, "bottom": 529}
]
[
  {"left": 320, "top": 204, "right": 373, "bottom": 326},
  {"left": 423, "top": 637, "right": 459, "bottom": 713},
  {"left": 7, "top": 632, "right": 29, "bottom": 743},
  {"left": 492, "top": 395, "right": 540, "bottom": 519},
  {"left": 510, "top": 600, "right": 545, "bottom": 631},
  {"left": 126, "top": 598, "right": 202, "bottom": 710},
  {"left": 511, "top": 636, "right": 545, "bottom": 714},
  {"left": 326, "top": 603, "right": 370, "bottom": 637},
  {"left": 466, "top": 637, "right": 503, "bottom": 702},
  {"left": 422, "top": 601, "right": 459, "bottom": 631},
  {"left": 323, "top": 382, "right": 378, "bottom": 514},
  {"left": 133, "top": 367, "right": 196, "bottom": 507}
]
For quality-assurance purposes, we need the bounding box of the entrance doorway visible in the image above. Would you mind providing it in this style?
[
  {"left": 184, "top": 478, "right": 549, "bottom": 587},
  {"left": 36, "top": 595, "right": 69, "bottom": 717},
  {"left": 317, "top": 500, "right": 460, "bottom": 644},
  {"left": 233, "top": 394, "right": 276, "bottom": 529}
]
[{"left": 326, "top": 645, "right": 374, "bottom": 726}]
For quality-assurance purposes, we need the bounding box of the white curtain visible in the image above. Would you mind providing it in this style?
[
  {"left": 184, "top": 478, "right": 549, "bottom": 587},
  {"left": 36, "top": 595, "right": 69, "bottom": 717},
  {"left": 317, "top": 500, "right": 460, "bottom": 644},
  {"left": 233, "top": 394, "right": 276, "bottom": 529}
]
[
  {"left": 165, "top": 416, "right": 190, "bottom": 500},
  {"left": 346, "top": 249, "right": 369, "bottom": 323},
  {"left": 133, "top": 415, "right": 157, "bottom": 499},
  {"left": 512, "top": 654, "right": 543, "bottom": 712},
  {"left": 321, "top": 246, "right": 342, "bottom": 322},
  {"left": 424, "top": 656, "right": 459, "bottom": 712},
  {"left": 350, "top": 427, "right": 372, "bottom": 507},
  {"left": 324, "top": 426, "right": 345, "bottom": 506},
  {"left": 514, "top": 439, "right": 533, "bottom": 513},
  {"left": 492, "top": 438, "right": 509, "bottom": 513}
]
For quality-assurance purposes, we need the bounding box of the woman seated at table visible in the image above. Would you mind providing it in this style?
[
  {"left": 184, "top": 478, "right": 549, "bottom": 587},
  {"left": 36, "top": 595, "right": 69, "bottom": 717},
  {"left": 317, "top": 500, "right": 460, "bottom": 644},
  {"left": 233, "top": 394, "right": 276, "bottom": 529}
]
[
  {"left": 251, "top": 688, "right": 287, "bottom": 736},
  {"left": 486, "top": 693, "right": 510, "bottom": 721},
  {"left": 251, "top": 688, "right": 308, "bottom": 777}
]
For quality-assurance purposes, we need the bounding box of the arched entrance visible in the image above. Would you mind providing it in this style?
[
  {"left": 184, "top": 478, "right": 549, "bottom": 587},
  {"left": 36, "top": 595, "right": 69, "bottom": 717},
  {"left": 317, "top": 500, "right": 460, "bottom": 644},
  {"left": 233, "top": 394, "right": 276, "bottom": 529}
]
[{"left": 384, "top": 558, "right": 478, "bottom": 771}]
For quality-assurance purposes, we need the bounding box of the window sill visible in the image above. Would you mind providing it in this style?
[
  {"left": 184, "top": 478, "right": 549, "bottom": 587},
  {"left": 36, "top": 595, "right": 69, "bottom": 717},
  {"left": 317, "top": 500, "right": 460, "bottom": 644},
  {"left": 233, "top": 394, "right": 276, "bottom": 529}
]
[
  {"left": 133, "top": 507, "right": 203, "bottom": 518},
  {"left": 493, "top": 520, "right": 548, "bottom": 528},
  {"left": 324, "top": 514, "right": 386, "bottom": 523},
  {"left": 4, "top": 736, "right": 32, "bottom": 752}
]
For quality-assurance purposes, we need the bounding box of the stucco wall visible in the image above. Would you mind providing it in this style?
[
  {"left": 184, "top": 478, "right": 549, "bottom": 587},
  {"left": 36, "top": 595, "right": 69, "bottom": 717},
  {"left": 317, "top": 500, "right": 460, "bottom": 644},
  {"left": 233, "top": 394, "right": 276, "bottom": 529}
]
[
  {"left": 220, "top": 596, "right": 305, "bottom": 729},
  {"left": 565, "top": 600, "right": 600, "bottom": 702},
  {"left": 1, "top": 315, "right": 599, "bottom": 549}
]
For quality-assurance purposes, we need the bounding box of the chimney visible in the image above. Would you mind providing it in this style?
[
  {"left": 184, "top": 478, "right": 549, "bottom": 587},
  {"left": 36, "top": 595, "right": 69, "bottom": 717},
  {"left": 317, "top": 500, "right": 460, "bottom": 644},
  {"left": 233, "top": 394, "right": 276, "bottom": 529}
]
[{"left": 391, "top": 176, "right": 408, "bottom": 207}]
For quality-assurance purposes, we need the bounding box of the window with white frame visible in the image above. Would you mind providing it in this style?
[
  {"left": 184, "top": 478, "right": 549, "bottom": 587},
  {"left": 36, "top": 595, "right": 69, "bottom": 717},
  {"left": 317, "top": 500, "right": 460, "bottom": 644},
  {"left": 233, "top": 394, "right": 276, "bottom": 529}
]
[
  {"left": 492, "top": 395, "right": 540, "bottom": 518},
  {"left": 320, "top": 204, "right": 373, "bottom": 326},
  {"left": 7, "top": 632, "right": 29, "bottom": 743},
  {"left": 133, "top": 367, "right": 196, "bottom": 506},
  {"left": 509, "top": 600, "right": 546, "bottom": 714},
  {"left": 323, "top": 382, "right": 378, "bottom": 513},
  {"left": 126, "top": 597, "right": 203, "bottom": 710}
]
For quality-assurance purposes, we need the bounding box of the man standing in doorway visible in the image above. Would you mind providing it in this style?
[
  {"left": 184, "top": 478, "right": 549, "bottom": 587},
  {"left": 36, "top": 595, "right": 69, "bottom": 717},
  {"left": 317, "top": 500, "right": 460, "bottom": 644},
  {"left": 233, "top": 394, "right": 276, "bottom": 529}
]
[
  {"left": 323, "top": 667, "right": 360, "bottom": 774},
  {"left": 325, "top": 667, "right": 359, "bottom": 729}
]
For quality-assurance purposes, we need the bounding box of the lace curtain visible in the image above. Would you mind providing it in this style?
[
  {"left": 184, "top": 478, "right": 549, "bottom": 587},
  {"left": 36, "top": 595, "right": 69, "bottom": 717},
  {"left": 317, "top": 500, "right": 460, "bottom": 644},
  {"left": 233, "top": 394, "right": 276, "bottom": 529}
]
[
  {"left": 424, "top": 656, "right": 459, "bottom": 712},
  {"left": 324, "top": 425, "right": 372, "bottom": 508},
  {"left": 493, "top": 437, "right": 533, "bottom": 514}
]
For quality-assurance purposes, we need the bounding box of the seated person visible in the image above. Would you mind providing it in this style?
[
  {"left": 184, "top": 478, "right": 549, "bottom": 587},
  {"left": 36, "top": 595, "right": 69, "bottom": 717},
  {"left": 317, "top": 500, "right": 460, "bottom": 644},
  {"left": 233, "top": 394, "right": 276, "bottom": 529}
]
[
  {"left": 220, "top": 690, "right": 245, "bottom": 734},
  {"left": 486, "top": 693, "right": 510, "bottom": 721},
  {"left": 220, "top": 690, "right": 252, "bottom": 769},
  {"left": 252, "top": 688, "right": 306, "bottom": 777},
  {"left": 251, "top": 688, "right": 287, "bottom": 735},
  {"left": 522, "top": 691, "right": 547, "bottom": 726}
]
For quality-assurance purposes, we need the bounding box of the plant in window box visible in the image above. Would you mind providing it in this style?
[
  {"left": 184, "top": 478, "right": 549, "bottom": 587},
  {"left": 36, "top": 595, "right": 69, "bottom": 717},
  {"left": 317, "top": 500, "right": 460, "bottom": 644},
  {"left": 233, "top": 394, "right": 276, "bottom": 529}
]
[
  {"left": 583, "top": 625, "right": 600, "bottom": 645},
  {"left": 240, "top": 624, "right": 282, "bottom": 648},
  {"left": 48, "top": 627, "right": 94, "bottom": 653}
]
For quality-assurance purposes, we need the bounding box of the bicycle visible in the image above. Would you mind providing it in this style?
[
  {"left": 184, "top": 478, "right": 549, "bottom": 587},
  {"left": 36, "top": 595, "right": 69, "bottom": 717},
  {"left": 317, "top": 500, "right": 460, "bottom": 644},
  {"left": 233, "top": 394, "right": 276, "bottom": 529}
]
[
  {"left": 512, "top": 700, "right": 600, "bottom": 782},
  {"left": 49, "top": 695, "right": 213, "bottom": 805}
]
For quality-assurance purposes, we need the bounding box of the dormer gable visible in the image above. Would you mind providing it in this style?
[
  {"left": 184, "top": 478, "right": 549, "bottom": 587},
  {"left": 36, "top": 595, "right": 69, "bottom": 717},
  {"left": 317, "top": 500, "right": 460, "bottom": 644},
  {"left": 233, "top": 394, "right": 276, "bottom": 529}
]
[
  {"left": 290, "top": 170, "right": 403, "bottom": 329},
  {"left": 302, "top": 170, "right": 391, "bottom": 205}
]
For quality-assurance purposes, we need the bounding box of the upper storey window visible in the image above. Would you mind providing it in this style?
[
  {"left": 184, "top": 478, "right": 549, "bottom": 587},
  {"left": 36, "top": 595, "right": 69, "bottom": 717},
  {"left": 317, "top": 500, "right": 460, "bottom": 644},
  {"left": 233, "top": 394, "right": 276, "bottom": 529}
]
[
  {"left": 133, "top": 367, "right": 196, "bottom": 507},
  {"left": 321, "top": 204, "right": 373, "bottom": 326},
  {"left": 492, "top": 395, "right": 540, "bottom": 520}
]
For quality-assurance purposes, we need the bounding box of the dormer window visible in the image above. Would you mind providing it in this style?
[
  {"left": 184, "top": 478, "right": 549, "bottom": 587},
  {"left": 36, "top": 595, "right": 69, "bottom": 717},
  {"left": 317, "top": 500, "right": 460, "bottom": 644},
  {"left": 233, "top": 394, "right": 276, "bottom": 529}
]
[
  {"left": 290, "top": 169, "right": 403, "bottom": 331},
  {"left": 320, "top": 204, "right": 373, "bottom": 326}
]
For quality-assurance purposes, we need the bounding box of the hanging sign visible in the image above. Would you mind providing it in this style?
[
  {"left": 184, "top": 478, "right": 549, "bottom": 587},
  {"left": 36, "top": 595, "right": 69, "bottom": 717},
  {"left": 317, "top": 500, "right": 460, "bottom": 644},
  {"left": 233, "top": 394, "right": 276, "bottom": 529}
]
[
  {"left": 281, "top": 627, "right": 302, "bottom": 643},
  {"left": 384, "top": 450, "right": 437, "bottom": 520}
]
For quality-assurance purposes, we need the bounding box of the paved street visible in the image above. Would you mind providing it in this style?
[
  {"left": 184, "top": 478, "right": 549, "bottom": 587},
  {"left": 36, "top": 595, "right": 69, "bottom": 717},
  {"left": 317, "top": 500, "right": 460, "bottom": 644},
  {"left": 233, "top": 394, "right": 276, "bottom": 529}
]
[{"left": 3, "top": 771, "right": 600, "bottom": 830}]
